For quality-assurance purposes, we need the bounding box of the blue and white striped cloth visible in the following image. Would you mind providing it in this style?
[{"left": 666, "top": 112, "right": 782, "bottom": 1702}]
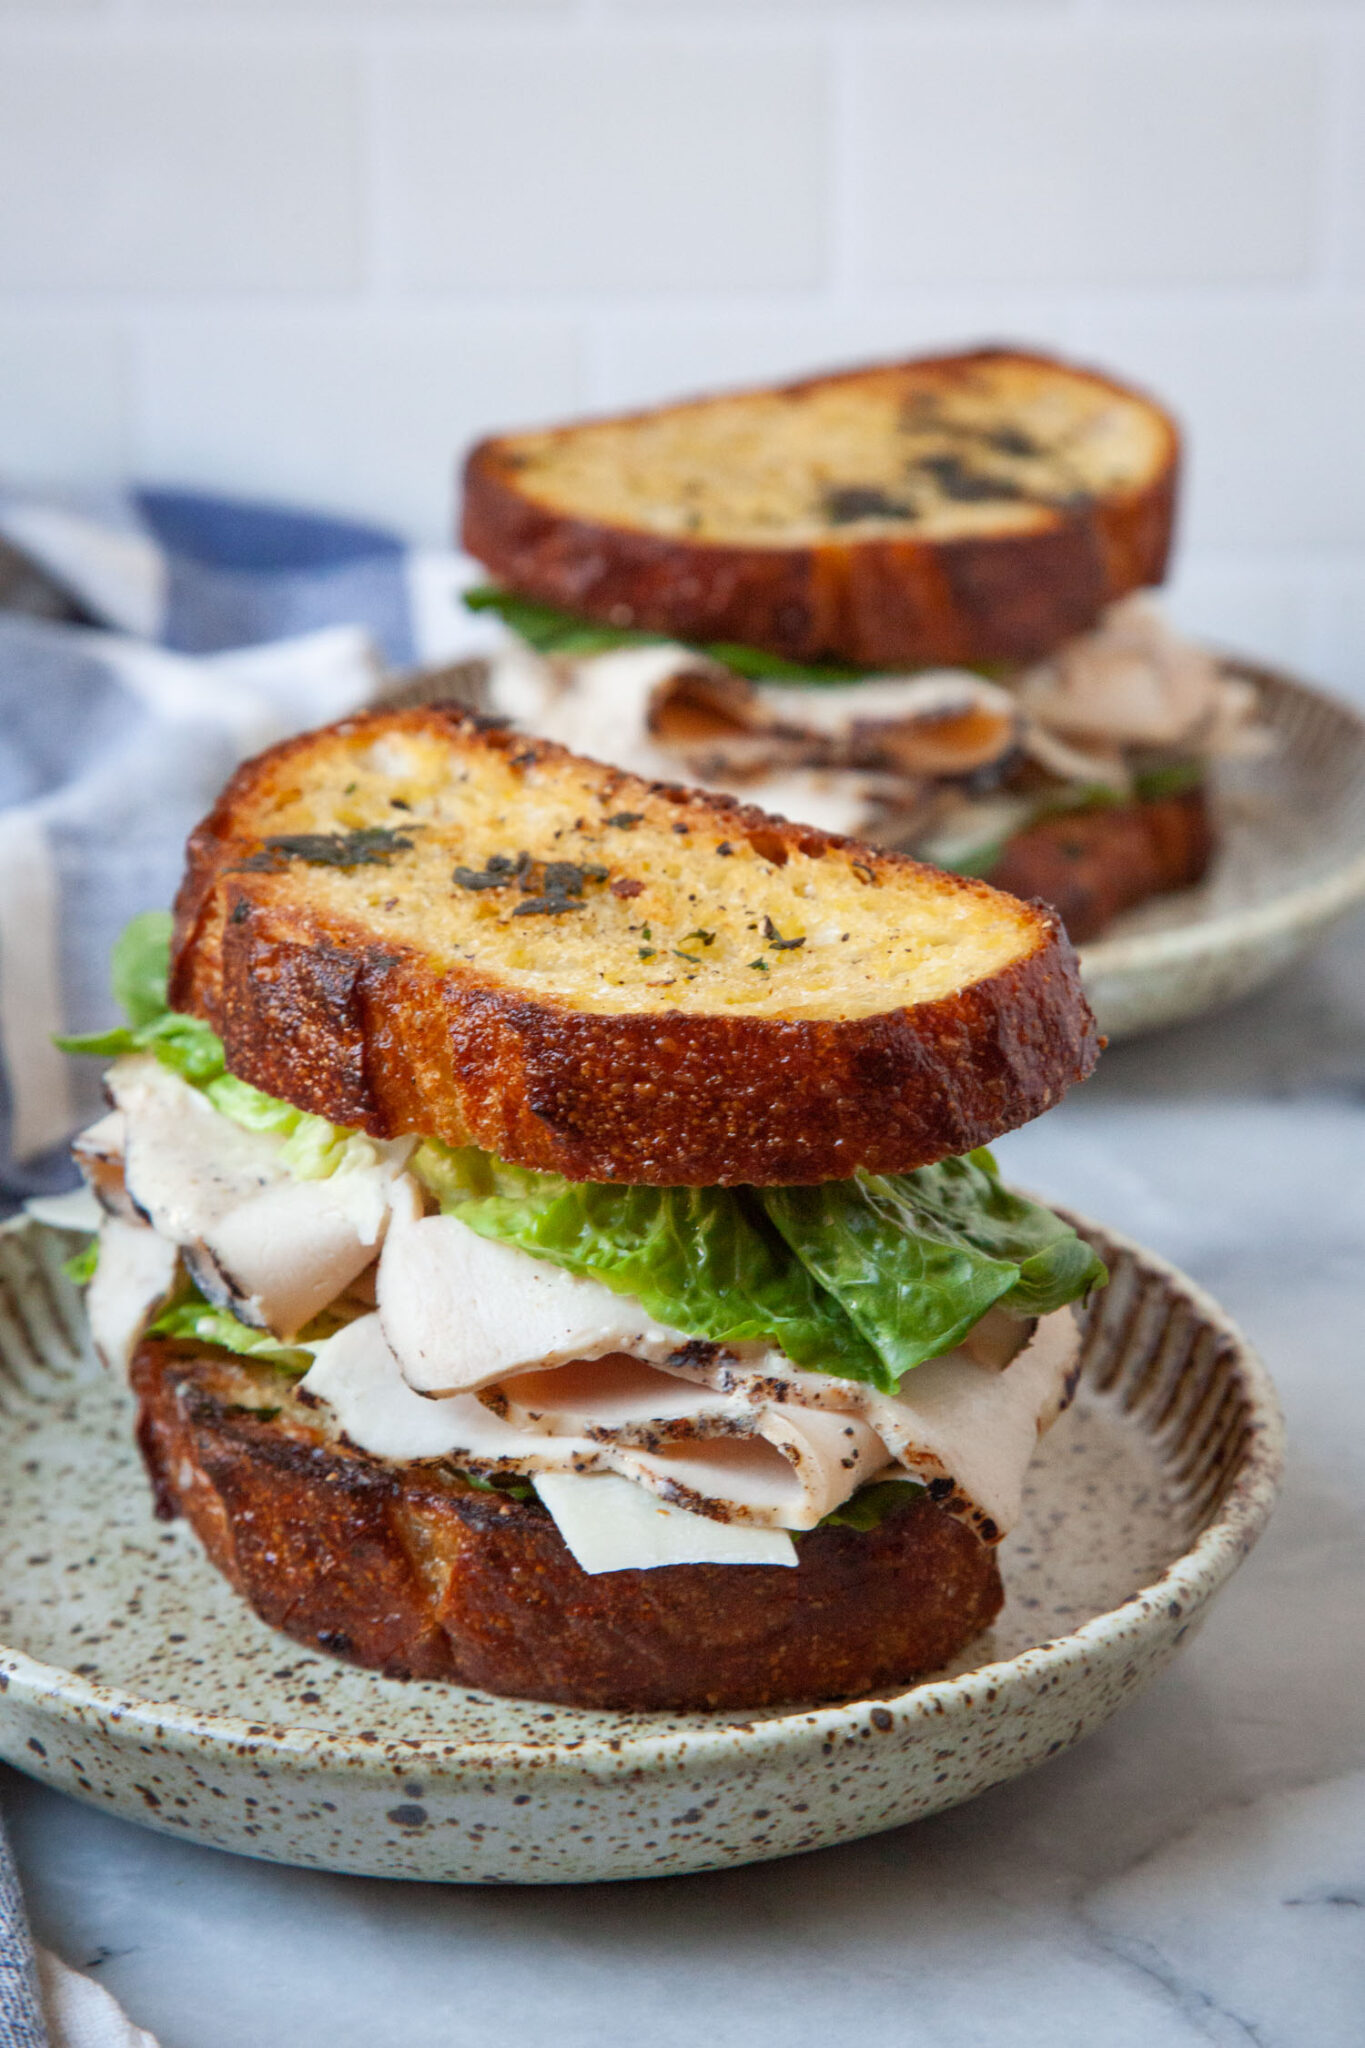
[{"left": 0, "top": 486, "right": 500, "bottom": 1208}]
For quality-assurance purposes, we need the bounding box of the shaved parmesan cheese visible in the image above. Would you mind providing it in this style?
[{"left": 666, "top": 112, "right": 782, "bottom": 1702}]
[{"left": 533, "top": 1472, "right": 797, "bottom": 1575}]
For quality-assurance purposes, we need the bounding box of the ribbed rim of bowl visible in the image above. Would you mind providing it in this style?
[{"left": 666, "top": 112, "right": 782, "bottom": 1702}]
[
  {"left": 1081, "top": 661, "right": 1365, "bottom": 973},
  {"left": 0, "top": 1212, "right": 1285, "bottom": 1771}
]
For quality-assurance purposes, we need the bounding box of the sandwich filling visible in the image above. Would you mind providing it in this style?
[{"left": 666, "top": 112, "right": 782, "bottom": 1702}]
[
  {"left": 61, "top": 917, "right": 1104, "bottom": 1575},
  {"left": 469, "top": 588, "right": 1267, "bottom": 867}
]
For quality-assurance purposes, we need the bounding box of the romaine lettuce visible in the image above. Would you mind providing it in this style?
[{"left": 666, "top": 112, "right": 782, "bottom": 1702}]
[
  {"left": 761, "top": 1151, "right": 1107, "bottom": 1383},
  {"left": 148, "top": 1297, "right": 317, "bottom": 1374},
  {"left": 412, "top": 1140, "right": 1104, "bottom": 1394}
]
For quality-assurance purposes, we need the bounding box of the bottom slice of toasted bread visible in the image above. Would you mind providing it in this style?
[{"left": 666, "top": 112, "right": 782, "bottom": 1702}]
[
  {"left": 132, "top": 1339, "right": 1005, "bottom": 1712},
  {"left": 988, "top": 786, "right": 1212, "bottom": 944}
]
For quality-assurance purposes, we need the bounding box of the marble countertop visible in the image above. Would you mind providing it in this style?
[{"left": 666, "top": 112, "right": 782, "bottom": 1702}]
[{"left": 4, "top": 915, "right": 1365, "bottom": 2048}]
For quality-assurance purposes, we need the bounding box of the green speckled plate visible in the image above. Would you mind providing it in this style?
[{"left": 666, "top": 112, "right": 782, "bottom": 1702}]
[{"left": 0, "top": 1213, "right": 1280, "bottom": 1884}]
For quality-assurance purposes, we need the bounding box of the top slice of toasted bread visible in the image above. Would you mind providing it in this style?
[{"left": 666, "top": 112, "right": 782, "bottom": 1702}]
[
  {"left": 170, "top": 709, "right": 1098, "bottom": 1184},
  {"left": 462, "top": 348, "right": 1179, "bottom": 672}
]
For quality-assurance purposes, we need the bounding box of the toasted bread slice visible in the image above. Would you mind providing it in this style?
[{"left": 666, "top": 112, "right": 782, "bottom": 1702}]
[
  {"left": 170, "top": 709, "right": 1099, "bottom": 1185},
  {"left": 462, "top": 348, "right": 1179, "bottom": 670},
  {"left": 132, "top": 1339, "right": 1004, "bottom": 1711},
  {"left": 990, "top": 786, "right": 1213, "bottom": 945}
]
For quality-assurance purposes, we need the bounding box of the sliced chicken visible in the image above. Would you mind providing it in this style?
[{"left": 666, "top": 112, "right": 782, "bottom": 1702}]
[
  {"left": 108, "top": 1055, "right": 291, "bottom": 1240},
  {"left": 25, "top": 1186, "right": 103, "bottom": 1233},
  {"left": 85, "top": 1215, "right": 179, "bottom": 1376},
  {"left": 94, "top": 1056, "right": 407, "bottom": 1340},
  {"left": 319, "top": 1210, "right": 1081, "bottom": 1536},
  {"left": 72, "top": 1110, "right": 140, "bottom": 1224},
  {"left": 624, "top": 1309, "right": 1082, "bottom": 1543},
  {"left": 377, "top": 1181, "right": 693, "bottom": 1394},
  {"left": 1017, "top": 595, "right": 1244, "bottom": 753},
  {"left": 487, "top": 641, "right": 1018, "bottom": 786},
  {"left": 306, "top": 1313, "right": 887, "bottom": 1529},
  {"left": 301, "top": 1310, "right": 541, "bottom": 1464},
  {"left": 187, "top": 1171, "right": 397, "bottom": 1340},
  {"left": 485, "top": 641, "right": 690, "bottom": 786}
]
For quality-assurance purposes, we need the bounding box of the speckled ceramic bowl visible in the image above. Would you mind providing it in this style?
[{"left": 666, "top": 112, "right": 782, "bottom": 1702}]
[
  {"left": 0, "top": 1213, "right": 1281, "bottom": 1885},
  {"left": 1079, "top": 661, "right": 1365, "bottom": 1040}
]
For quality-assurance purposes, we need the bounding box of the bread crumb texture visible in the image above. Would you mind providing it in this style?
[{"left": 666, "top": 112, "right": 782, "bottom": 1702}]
[
  {"left": 231, "top": 720, "right": 1041, "bottom": 1023},
  {"left": 498, "top": 355, "right": 1170, "bottom": 548}
]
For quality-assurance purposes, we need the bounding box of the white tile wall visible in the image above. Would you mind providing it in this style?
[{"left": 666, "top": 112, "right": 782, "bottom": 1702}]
[
  {"left": 0, "top": 40, "right": 362, "bottom": 293},
  {"left": 0, "top": 0, "right": 1361, "bottom": 699},
  {"left": 375, "top": 38, "right": 828, "bottom": 293},
  {"left": 0, "top": 318, "right": 128, "bottom": 481},
  {"left": 137, "top": 314, "right": 582, "bottom": 537},
  {"left": 850, "top": 31, "right": 1324, "bottom": 288}
]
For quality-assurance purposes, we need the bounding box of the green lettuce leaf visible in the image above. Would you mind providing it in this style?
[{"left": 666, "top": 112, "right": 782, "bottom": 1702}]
[
  {"left": 464, "top": 586, "right": 872, "bottom": 685},
  {"left": 815, "top": 1477, "right": 926, "bottom": 1533},
  {"left": 63, "top": 1237, "right": 100, "bottom": 1285},
  {"left": 110, "top": 909, "right": 176, "bottom": 1027},
  {"left": 149, "top": 1297, "right": 317, "bottom": 1374},
  {"left": 148, "top": 1278, "right": 366, "bottom": 1374},
  {"left": 761, "top": 1151, "right": 1106, "bottom": 1386},
  {"left": 411, "top": 1140, "right": 882, "bottom": 1380}
]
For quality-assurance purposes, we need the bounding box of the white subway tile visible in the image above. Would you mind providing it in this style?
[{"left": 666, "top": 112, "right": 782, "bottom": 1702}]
[
  {"left": 0, "top": 40, "right": 361, "bottom": 293},
  {"left": 851, "top": 31, "right": 1323, "bottom": 288},
  {"left": 1071, "top": 306, "right": 1365, "bottom": 553},
  {"left": 376, "top": 39, "right": 828, "bottom": 293},
  {"left": 135, "top": 314, "right": 582, "bottom": 543},
  {"left": 0, "top": 318, "right": 129, "bottom": 482},
  {"left": 594, "top": 300, "right": 1083, "bottom": 412}
]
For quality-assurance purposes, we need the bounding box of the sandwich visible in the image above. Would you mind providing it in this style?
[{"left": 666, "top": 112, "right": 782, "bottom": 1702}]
[
  {"left": 60, "top": 707, "right": 1105, "bottom": 1712},
  {"left": 460, "top": 347, "right": 1264, "bottom": 943}
]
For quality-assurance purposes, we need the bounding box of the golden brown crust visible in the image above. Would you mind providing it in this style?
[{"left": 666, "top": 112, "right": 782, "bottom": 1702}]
[
  {"left": 168, "top": 708, "right": 1099, "bottom": 1185},
  {"left": 461, "top": 348, "right": 1179, "bottom": 670},
  {"left": 131, "top": 1339, "right": 1005, "bottom": 1711},
  {"left": 989, "top": 786, "right": 1213, "bottom": 944}
]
